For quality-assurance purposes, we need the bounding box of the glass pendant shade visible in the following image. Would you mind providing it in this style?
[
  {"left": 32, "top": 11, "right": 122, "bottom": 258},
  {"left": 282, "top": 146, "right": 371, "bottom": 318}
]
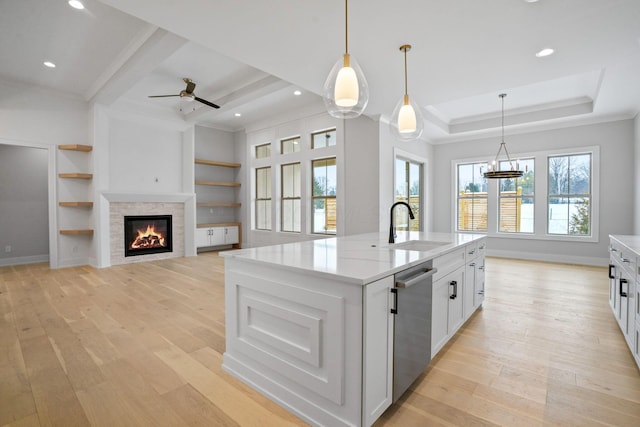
[
  {"left": 390, "top": 94, "right": 424, "bottom": 140},
  {"left": 323, "top": 53, "right": 369, "bottom": 118}
]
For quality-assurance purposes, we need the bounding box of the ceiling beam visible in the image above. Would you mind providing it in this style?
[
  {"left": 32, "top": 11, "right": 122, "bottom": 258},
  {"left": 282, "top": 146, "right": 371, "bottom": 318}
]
[{"left": 88, "top": 28, "right": 188, "bottom": 105}]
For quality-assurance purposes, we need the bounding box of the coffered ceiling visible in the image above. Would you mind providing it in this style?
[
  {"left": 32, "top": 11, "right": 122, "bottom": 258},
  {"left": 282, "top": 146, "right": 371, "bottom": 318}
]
[{"left": 1, "top": 0, "right": 639, "bottom": 142}]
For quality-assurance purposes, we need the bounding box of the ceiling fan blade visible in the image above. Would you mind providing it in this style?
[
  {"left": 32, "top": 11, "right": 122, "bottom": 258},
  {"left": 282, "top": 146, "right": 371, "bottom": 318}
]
[
  {"left": 185, "top": 81, "right": 196, "bottom": 94},
  {"left": 195, "top": 96, "right": 220, "bottom": 109},
  {"left": 148, "top": 95, "right": 180, "bottom": 98}
]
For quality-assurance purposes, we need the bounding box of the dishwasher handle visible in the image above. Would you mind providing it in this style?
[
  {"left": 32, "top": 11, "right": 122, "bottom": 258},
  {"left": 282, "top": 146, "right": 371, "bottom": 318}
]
[{"left": 395, "top": 267, "right": 438, "bottom": 288}]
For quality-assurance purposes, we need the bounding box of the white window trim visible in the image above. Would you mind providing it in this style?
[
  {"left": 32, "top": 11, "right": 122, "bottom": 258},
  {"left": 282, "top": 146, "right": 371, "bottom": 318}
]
[
  {"left": 394, "top": 148, "right": 428, "bottom": 232},
  {"left": 452, "top": 145, "right": 600, "bottom": 243}
]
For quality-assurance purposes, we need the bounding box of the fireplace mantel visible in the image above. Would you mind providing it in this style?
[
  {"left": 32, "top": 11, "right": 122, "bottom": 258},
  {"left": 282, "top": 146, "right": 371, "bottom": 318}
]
[{"left": 101, "top": 192, "right": 194, "bottom": 203}]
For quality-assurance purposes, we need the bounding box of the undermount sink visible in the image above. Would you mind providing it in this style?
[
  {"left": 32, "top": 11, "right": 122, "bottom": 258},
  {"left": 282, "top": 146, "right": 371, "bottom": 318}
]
[{"left": 391, "top": 240, "right": 449, "bottom": 252}]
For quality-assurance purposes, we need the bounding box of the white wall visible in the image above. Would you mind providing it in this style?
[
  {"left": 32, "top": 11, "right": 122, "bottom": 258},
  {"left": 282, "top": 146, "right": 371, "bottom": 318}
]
[
  {"left": 0, "top": 145, "right": 49, "bottom": 265},
  {"left": 0, "top": 79, "right": 90, "bottom": 268},
  {"left": 108, "top": 117, "right": 184, "bottom": 193},
  {"left": 433, "top": 119, "right": 635, "bottom": 265},
  {"left": 634, "top": 114, "right": 640, "bottom": 234}
]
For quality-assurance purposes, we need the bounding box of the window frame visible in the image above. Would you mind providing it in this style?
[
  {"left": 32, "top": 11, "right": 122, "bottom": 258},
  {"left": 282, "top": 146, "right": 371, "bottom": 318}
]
[
  {"left": 280, "top": 162, "right": 301, "bottom": 233},
  {"left": 255, "top": 143, "right": 271, "bottom": 159},
  {"left": 311, "top": 156, "right": 337, "bottom": 235},
  {"left": 280, "top": 136, "right": 301, "bottom": 155},
  {"left": 452, "top": 145, "right": 599, "bottom": 242},
  {"left": 255, "top": 166, "right": 272, "bottom": 231},
  {"left": 311, "top": 128, "right": 337, "bottom": 149}
]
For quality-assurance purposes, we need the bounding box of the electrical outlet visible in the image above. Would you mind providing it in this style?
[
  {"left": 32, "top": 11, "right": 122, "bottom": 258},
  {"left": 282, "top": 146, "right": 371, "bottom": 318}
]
[{"left": 4, "top": 245, "right": 11, "bottom": 253}]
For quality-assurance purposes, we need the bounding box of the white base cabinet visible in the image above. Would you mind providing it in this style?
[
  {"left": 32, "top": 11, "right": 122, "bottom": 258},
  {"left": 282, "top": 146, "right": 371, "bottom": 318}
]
[
  {"left": 609, "top": 235, "right": 640, "bottom": 370},
  {"left": 196, "top": 225, "right": 239, "bottom": 248}
]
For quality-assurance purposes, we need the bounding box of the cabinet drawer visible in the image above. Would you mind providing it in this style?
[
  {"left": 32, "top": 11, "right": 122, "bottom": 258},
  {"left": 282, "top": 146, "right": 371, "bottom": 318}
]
[
  {"left": 433, "top": 247, "right": 465, "bottom": 282},
  {"left": 477, "top": 239, "right": 487, "bottom": 257},
  {"left": 610, "top": 240, "right": 637, "bottom": 277},
  {"left": 465, "top": 242, "right": 478, "bottom": 260}
]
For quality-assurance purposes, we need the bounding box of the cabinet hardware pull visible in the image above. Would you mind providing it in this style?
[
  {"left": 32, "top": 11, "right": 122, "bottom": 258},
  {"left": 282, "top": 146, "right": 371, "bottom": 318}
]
[
  {"left": 469, "top": 262, "right": 476, "bottom": 267},
  {"left": 449, "top": 280, "right": 458, "bottom": 300},
  {"left": 478, "top": 265, "right": 485, "bottom": 271},
  {"left": 390, "top": 288, "right": 398, "bottom": 314},
  {"left": 622, "top": 258, "right": 631, "bottom": 263},
  {"left": 609, "top": 264, "right": 615, "bottom": 279},
  {"left": 620, "top": 277, "right": 628, "bottom": 298},
  {"left": 468, "top": 249, "right": 475, "bottom": 255}
]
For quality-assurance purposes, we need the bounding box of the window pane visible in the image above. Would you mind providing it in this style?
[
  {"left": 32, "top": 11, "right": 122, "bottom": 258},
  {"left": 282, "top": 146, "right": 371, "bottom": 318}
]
[
  {"left": 255, "top": 143, "right": 271, "bottom": 159},
  {"left": 548, "top": 196, "right": 569, "bottom": 234},
  {"left": 569, "top": 154, "right": 590, "bottom": 195},
  {"left": 457, "top": 162, "right": 487, "bottom": 232},
  {"left": 281, "top": 137, "right": 300, "bottom": 154},
  {"left": 256, "top": 167, "right": 271, "bottom": 198},
  {"left": 282, "top": 199, "right": 301, "bottom": 232},
  {"left": 313, "top": 199, "right": 326, "bottom": 233},
  {"left": 256, "top": 200, "right": 271, "bottom": 230},
  {"left": 569, "top": 197, "right": 590, "bottom": 235},
  {"left": 313, "top": 160, "right": 327, "bottom": 196},
  {"left": 282, "top": 163, "right": 300, "bottom": 197},
  {"left": 498, "top": 158, "right": 534, "bottom": 234},
  {"left": 312, "top": 129, "right": 336, "bottom": 149},
  {"left": 326, "top": 158, "right": 337, "bottom": 196},
  {"left": 548, "top": 156, "right": 568, "bottom": 195}
]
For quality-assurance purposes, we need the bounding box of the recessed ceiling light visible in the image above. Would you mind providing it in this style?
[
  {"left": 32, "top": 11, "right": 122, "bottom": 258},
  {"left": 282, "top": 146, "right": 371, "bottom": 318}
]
[
  {"left": 234, "top": 113, "right": 242, "bottom": 117},
  {"left": 535, "top": 48, "right": 555, "bottom": 57},
  {"left": 293, "top": 90, "right": 302, "bottom": 96},
  {"left": 68, "top": 0, "right": 85, "bottom": 10},
  {"left": 524, "top": 0, "right": 539, "bottom": 3},
  {"left": 43, "top": 61, "right": 56, "bottom": 68}
]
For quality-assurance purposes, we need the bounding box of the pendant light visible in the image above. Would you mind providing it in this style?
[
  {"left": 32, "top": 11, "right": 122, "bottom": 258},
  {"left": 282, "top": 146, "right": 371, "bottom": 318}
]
[
  {"left": 483, "top": 93, "right": 523, "bottom": 179},
  {"left": 323, "top": 0, "right": 369, "bottom": 119},
  {"left": 390, "top": 44, "right": 424, "bottom": 141}
]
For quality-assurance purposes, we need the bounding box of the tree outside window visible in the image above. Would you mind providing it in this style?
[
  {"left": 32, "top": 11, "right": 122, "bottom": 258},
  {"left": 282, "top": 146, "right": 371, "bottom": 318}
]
[{"left": 547, "top": 153, "right": 591, "bottom": 235}]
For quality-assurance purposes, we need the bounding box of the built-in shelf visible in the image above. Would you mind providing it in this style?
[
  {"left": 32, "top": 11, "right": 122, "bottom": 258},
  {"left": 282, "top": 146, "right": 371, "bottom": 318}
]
[
  {"left": 195, "top": 158, "right": 241, "bottom": 168},
  {"left": 59, "top": 173, "right": 93, "bottom": 179},
  {"left": 197, "top": 202, "right": 241, "bottom": 208},
  {"left": 59, "top": 202, "right": 94, "bottom": 207},
  {"left": 195, "top": 180, "right": 240, "bottom": 187},
  {"left": 58, "top": 144, "right": 93, "bottom": 152},
  {"left": 60, "top": 229, "right": 94, "bottom": 235},
  {"left": 197, "top": 222, "right": 241, "bottom": 228}
]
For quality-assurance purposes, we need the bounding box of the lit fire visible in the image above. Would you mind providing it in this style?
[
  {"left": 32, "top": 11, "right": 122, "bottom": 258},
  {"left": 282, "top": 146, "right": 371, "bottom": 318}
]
[{"left": 130, "top": 224, "right": 165, "bottom": 249}]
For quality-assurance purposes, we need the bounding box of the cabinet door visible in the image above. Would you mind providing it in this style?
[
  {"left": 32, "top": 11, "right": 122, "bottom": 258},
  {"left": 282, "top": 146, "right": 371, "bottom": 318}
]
[
  {"left": 475, "top": 259, "right": 485, "bottom": 307},
  {"left": 464, "top": 261, "right": 476, "bottom": 319},
  {"left": 224, "top": 226, "right": 239, "bottom": 244},
  {"left": 210, "top": 227, "right": 225, "bottom": 246},
  {"left": 195, "top": 228, "right": 211, "bottom": 248},
  {"left": 609, "top": 261, "right": 617, "bottom": 312},
  {"left": 431, "top": 277, "right": 449, "bottom": 357},
  {"left": 447, "top": 268, "right": 465, "bottom": 335},
  {"left": 363, "top": 276, "right": 394, "bottom": 426}
]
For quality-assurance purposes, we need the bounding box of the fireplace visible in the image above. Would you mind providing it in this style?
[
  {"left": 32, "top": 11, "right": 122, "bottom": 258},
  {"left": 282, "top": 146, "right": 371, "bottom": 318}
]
[{"left": 124, "top": 215, "right": 172, "bottom": 257}]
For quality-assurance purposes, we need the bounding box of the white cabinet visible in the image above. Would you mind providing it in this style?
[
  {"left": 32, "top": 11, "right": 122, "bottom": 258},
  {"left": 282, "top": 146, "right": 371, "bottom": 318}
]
[
  {"left": 196, "top": 225, "right": 239, "bottom": 248},
  {"left": 609, "top": 235, "right": 640, "bottom": 370},
  {"left": 363, "top": 276, "right": 394, "bottom": 426},
  {"left": 432, "top": 267, "right": 465, "bottom": 356}
]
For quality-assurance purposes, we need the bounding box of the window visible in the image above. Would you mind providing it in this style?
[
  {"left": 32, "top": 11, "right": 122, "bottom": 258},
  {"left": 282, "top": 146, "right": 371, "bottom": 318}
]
[
  {"left": 281, "top": 162, "right": 301, "bottom": 232},
  {"left": 498, "top": 158, "right": 534, "bottom": 233},
  {"left": 548, "top": 153, "right": 591, "bottom": 236},
  {"left": 311, "top": 129, "right": 336, "bottom": 149},
  {"left": 281, "top": 136, "right": 300, "bottom": 154},
  {"left": 312, "top": 157, "right": 337, "bottom": 234},
  {"left": 255, "top": 143, "right": 271, "bottom": 159},
  {"left": 255, "top": 167, "right": 271, "bottom": 230},
  {"left": 395, "top": 158, "right": 422, "bottom": 231},
  {"left": 456, "top": 162, "right": 488, "bottom": 232}
]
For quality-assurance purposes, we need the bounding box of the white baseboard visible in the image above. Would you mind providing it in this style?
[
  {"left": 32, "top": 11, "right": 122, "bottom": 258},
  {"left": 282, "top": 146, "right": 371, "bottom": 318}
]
[
  {"left": 486, "top": 249, "right": 608, "bottom": 267},
  {"left": 0, "top": 254, "right": 49, "bottom": 267},
  {"left": 56, "top": 258, "right": 91, "bottom": 269}
]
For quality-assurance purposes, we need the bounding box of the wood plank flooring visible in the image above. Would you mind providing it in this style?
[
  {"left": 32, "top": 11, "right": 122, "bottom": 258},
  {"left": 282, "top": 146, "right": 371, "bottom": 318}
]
[{"left": 1, "top": 255, "right": 639, "bottom": 426}]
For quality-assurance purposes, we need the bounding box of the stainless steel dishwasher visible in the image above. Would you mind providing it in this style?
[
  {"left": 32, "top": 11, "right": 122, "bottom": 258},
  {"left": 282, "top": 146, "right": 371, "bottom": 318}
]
[{"left": 391, "top": 261, "right": 437, "bottom": 402}]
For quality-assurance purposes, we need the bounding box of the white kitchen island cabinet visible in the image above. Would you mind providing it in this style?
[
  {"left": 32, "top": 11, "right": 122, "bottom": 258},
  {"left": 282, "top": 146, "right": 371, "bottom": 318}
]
[{"left": 222, "top": 231, "right": 486, "bottom": 427}]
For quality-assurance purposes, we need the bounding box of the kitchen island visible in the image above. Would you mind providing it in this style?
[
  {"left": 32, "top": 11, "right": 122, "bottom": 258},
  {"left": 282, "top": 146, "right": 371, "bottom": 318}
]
[{"left": 221, "top": 231, "right": 486, "bottom": 427}]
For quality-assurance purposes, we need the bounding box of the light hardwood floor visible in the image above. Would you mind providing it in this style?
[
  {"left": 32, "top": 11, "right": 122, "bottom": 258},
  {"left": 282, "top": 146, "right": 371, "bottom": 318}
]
[{"left": 1, "top": 254, "right": 639, "bottom": 426}]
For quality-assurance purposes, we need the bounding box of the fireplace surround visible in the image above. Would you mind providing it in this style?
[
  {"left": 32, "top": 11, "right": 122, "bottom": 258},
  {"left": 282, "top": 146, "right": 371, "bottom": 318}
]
[{"left": 124, "top": 215, "right": 172, "bottom": 257}]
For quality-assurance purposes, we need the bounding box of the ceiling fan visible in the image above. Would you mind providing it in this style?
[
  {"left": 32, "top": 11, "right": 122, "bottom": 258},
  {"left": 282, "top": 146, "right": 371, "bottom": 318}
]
[{"left": 148, "top": 77, "right": 220, "bottom": 109}]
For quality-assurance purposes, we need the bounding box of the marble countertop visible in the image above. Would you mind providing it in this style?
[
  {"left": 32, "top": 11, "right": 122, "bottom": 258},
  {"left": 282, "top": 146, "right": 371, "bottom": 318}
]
[
  {"left": 610, "top": 235, "right": 640, "bottom": 256},
  {"left": 220, "top": 231, "right": 485, "bottom": 285}
]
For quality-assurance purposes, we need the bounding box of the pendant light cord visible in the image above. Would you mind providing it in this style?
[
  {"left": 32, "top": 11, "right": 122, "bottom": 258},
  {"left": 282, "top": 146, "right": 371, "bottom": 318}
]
[
  {"left": 345, "top": 0, "right": 349, "bottom": 54},
  {"left": 404, "top": 47, "right": 408, "bottom": 96}
]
